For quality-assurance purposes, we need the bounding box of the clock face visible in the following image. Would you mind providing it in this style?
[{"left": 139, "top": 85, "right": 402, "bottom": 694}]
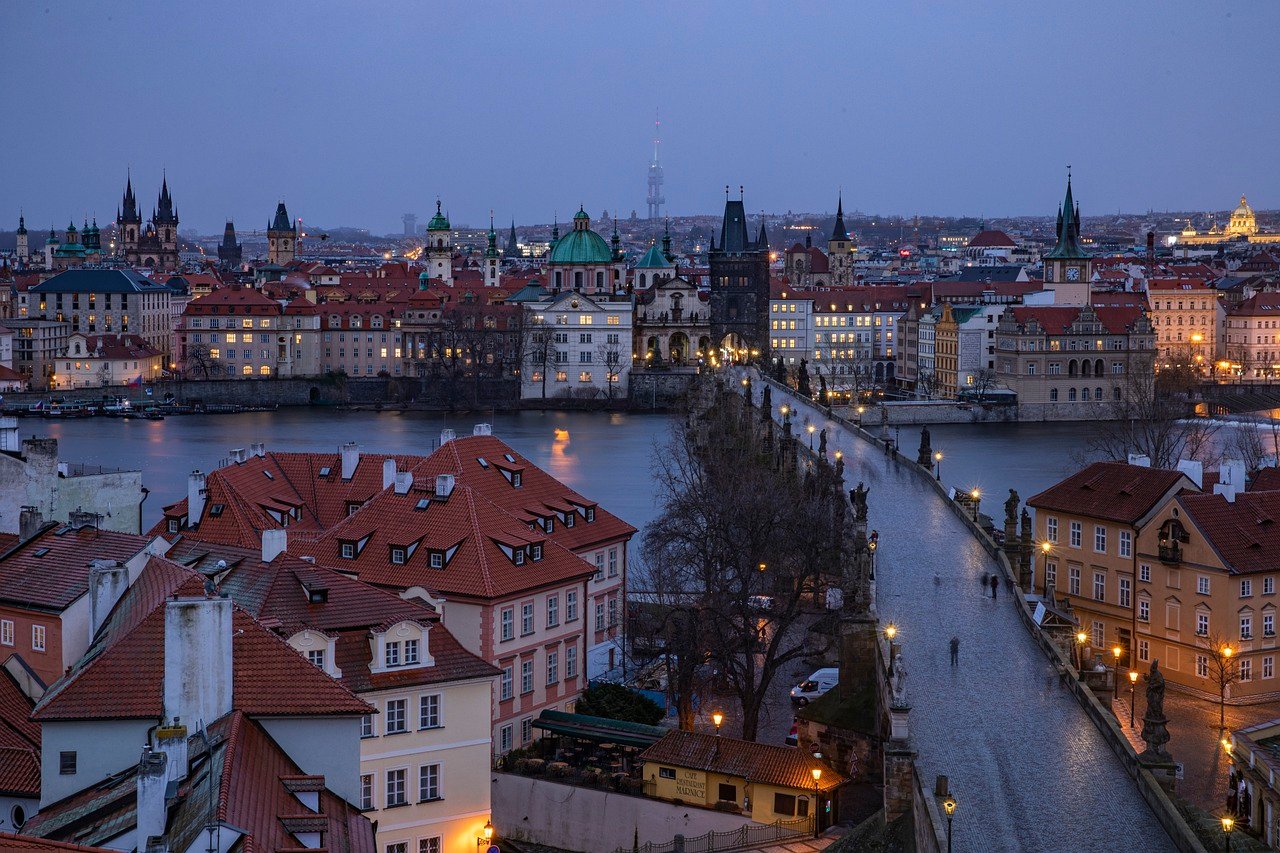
[{"left": 1065, "top": 267, "right": 1080, "bottom": 281}]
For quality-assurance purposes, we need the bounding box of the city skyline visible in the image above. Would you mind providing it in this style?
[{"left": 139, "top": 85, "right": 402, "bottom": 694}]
[{"left": 1, "top": 2, "right": 1277, "bottom": 233}]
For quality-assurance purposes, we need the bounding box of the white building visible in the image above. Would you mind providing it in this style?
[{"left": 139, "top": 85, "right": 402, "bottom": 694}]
[{"left": 521, "top": 291, "right": 634, "bottom": 399}]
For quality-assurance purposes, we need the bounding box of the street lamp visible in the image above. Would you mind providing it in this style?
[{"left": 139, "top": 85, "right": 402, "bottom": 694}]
[
  {"left": 884, "top": 623, "right": 897, "bottom": 641},
  {"left": 807, "top": 423, "right": 816, "bottom": 448},
  {"left": 856, "top": 405, "right": 864, "bottom": 426},
  {"left": 478, "top": 819, "right": 494, "bottom": 848},
  {"left": 1220, "top": 645, "right": 1234, "bottom": 732},
  {"left": 1222, "top": 815, "right": 1234, "bottom": 853},
  {"left": 1128, "top": 670, "right": 1138, "bottom": 728},
  {"left": 934, "top": 451, "right": 943, "bottom": 481},
  {"left": 712, "top": 711, "right": 723, "bottom": 735},
  {"left": 1040, "top": 541, "right": 1052, "bottom": 595},
  {"left": 811, "top": 766, "right": 823, "bottom": 838},
  {"left": 943, "top": 797, "right": 956, "bottom": 853},
  {"left": 1075, "top": 631, "right": 1087, "bottom": 670}
]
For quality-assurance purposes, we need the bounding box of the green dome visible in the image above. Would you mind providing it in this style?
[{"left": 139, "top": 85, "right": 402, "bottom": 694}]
[
  {"left": 548, "top": 209, "right": 613, "bottom": 265},
  {"left": 427, "top": 200, "right": 450, "bottom": 232}
]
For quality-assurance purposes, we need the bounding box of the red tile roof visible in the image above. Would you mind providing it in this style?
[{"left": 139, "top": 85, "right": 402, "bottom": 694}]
[
  {"left": 1146, "top": 278, "right": 1213, "bottom": 292},
  {"left": 0, "top": 834, "right": 118, "bottom": 852},
  {"left": 638, "top": 730, "right": 847, "bottom": 792},
  {"left": 1178, "top": 490, "right": 1280, "bottom": 575},
  {"left": 1028, "top": 462, "right": 1192, "bottom": 524},
  {"left": 23, "top": 711, "right": 375, "bottom": 853},
  {"left": 183, "top": 284, "right": 282, "bottom": 316},
  {"left": 0, "top": 524, "right": 150, "bottom": 612},
  {"left": 1007, "top": 305, "right": 1147, "bottom": 335},
  {"left": 32, "top": 557, "right": 371, "bottom": 721},
  {"left": 1230, "top": 292, "right": 1280, "bottom": 317},
  {"left": 1250, "top": 467, "right": 1280, "bottom": 493},
  {"left": 0, "top": 665, "right": 39, "bottom": 798},
  {"left": 967, "top": 229, "right": 1017, "bottom": 249}
]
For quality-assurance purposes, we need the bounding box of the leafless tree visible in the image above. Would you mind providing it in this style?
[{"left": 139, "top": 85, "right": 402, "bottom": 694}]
[
  {"left": 183, "top": 343, "right": 225, "bottom": 380},
  {"left": 915, "top": 369, "right": 937, "bottom": 401},
  {"left": 970, "top": 368, "right": 999, "bottom": 402},
  {"left": 524, "top": 316, "right": 553, "bottom": 399},
  {"left": 1205, "top": 633, "right": 1241, "bottom": 733},
  {"left": 639, "top": 377, "right": 844, "bottom": 739},
  {"left": 596, "top": 337, "right": 626, "bottom": 400},
  {"left": 1085, "top": 367, "right": 1219, "bottom": 470}
]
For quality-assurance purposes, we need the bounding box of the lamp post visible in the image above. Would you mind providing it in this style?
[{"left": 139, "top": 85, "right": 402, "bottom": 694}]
[
  {"left": 856, "top": 405, "right": 865, "bottom": 427},
  {"left": 811, "top": 766, "right": 822, "bottom": 838},
  {"left": 934, "top": 451, "right": 943, "bottom": 481},
  {"left": 477, "top": 819, "right": 494, "bottom": 849},
  {"left": 807, "top": 423, "right": 816, "bottom": 448},
  {"left": 1039, "top": 542, "right": 1052, "bottom": 596},
  {"left": 1075, "top": 631, "right": 1087, "bottom": 670},
  {"left": 969, "top": 488, "right": 981, "bottom": 521},
  {"left": 943, "top": 797, "right": 956, "bottom": 853},
  {"left": 1220, "top": 645, "right": 1234, "bottom": 733},
  {"left": 1128, "top": 670, "right": 1138, "bottom": 728},
  {"left": 1222, "top": 815, "right": 1234, "bottom": 853},
  {"left": 712, "top": 711, "right": 723, "bottom": 736},
  {"left": 884, "top": 623, "right": 897, "bottom": 641}
]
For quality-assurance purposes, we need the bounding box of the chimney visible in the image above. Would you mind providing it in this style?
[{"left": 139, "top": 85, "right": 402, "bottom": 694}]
[
  {"left": 473, "top": 423, "right": 493, "bottom": 436},
  {"left": 136, "top": 746, "right": 168, "bottom": 847},
  {"left": 1127, "top": 454, "right": 1151, "bottom": 468},
  {"left": 394, "top": 471, "right": 414, "bottom": 495},
  {"left": 340, "top": 442, "right": 361, "bottom": 480},
  {"left": 251, "top": 442, "right": 266, "bottom": 458},
  {"left": 187, "top": 471, "right": 207, "bottom": 525},
  {"left": 439, "top": 428, "right": 456, "bottom": 446},
  {"left": 382, "top": 458, "right": 397, "bottom": 490},
  {"left": 435, "top": 474, "right": 455, "bottom": 499},
  {"left": 262, "top": 528, "right": 288, "bottom": 562},
  {"left": 164, "top": 596, "right": 233, "bottom": 730},
  {"left": 229, "top": 447, "right": 247, "bottom": 464},
  {"left": 88, "top": 559, "right": 129, "bottom": 637},
  {"left": 18, "top": 506, "right": 43, "bottom": 542},
  {"left": 1176, "top": 459, "right": 1204, "bottom": 490},
  {"left": 155, "top": 720, "right": 189, "bottom": 783},
  {"left": 1215, "top": 458, "right": 1246, "bottom": 503}
]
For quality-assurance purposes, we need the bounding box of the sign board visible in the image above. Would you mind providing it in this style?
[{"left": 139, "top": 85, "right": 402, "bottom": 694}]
[
  {"left": 1175, "top": 763, "right": 1184, "bottom": 781},
  {"left": 674, "top": 768, "right": 705, "bottom": 800}
]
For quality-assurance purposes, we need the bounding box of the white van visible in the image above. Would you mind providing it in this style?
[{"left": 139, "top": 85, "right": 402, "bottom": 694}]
[{"left": 789, "top": 667, "right": 838, "bottom": 706}]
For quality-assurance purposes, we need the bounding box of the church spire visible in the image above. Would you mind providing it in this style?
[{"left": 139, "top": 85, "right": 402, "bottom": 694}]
[
  {"left": 831, "top": 194, "right": 849, "bottom": 242},
  {"left": 1044, "top": 168, "right": 1089, "bottom": 260}
]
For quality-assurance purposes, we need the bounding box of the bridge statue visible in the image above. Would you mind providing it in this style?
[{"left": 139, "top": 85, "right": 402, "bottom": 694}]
[
  {"left": 850, "top": 482, "right": 869, "bottom": 523},
  {"left": 916, "top": 425, "right": 932, "bottom": 466},
  {"left": 891, "top": 652, "right": 908, "bottom": 707}
]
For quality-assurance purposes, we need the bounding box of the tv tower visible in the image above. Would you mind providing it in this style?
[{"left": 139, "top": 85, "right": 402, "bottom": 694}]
[{"left": 646, "top": 110, "right": 665, "bottom": 221}]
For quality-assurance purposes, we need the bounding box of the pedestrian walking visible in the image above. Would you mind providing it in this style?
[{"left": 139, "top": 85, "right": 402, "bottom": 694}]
[
  {"left": 980, "top": 572, "right": 989, "bottom": 590},
  {"left": 949, "top": 636, "right": 959, "bottom": 667},
  {"left": 990, "top": 574, "right": 999, "bottom": 600}
]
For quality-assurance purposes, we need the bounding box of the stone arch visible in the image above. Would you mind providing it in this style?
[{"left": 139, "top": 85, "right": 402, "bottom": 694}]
[
  {"left": 668, "top": 332, "right": 689, "bottom": 364},
  {"left": 1068, "top": 359, "right": 1078, "bottom": 377},
  {"left": 1081, "top": 360, "right": 1092, "bottom": 378},
  {"left": 1095, "top": 358, "right": 1105, "bottom": 376},
  {"left": 646, "top": 336, "right": 660, "bottom": 362},
  {"left": 698, "top": 336, "right": 710, "bottom": 360}
]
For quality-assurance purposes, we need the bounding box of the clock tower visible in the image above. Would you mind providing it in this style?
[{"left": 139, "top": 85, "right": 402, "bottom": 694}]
[{"left": 1042, "top": 171, "right": 1091, "bottom": 306}]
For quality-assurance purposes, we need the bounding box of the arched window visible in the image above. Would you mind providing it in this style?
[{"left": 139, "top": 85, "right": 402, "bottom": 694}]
[
  {"left": 1050, "top": 388, "right": 1059, "bottom": 401},
  {"left": 260, "top": 365, "right": 271, "bottom": 375},
  {"left": 1068, "top": 388, "right": 1077, "bottom": 401},
  {"left": 1081, "top": 360, "right": 1092, "bottom": 377},
  {"left": 554, "top": 271, "right": 562, "bottom": 289},
  {"left": 1068, "top": 359, "right": 1078, "bottom": 377},
  {"left": 1095, "top": 359, "right": 1104, "bottom": 376},
  {"left": 1081, "top": 387, "right": 1090, "bottom": 401},
  {"left": 596, "top": 271, "right": 604, "bottom": 290},
  {"left": 574, "top": 271, "right": 583, "bottom": 289},
  {"left": 1096, "top": 386, "right": 1103, "bottom": 401},
  {"left": 1114, "top": 386, "right": 1122, "bottom": 401},
  {"left": 242, "top": 365, "right": 252, "bottom": 375}
]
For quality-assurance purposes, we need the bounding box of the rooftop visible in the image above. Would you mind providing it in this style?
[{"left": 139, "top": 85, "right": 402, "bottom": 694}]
[
  {"left": 638, "top": 729, "right": 848, "bottom": 792},
  {"left": 1028, "top": 461, "right": 1192, "bottom": 525}
]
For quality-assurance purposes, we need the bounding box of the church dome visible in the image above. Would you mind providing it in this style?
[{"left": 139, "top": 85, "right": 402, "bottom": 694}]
[
  {"left": 636, "top": 242, "right": 673, "bottom": 269},
  {"left": 427, "top": 200, "right": 450, "bottom": 232},
  {"left": 1235, "top": 195, "right": 1255, "bottom": 218},
  {"left": 548, "top": 208, "right": 613, "bottom": 265}
]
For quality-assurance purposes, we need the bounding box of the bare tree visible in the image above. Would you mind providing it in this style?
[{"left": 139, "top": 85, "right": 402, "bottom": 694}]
[
  {"left": 1086, "top": 367, "right": 1219, "bottom": 470},
  {"left": 183, "top": 343, "right": 225, "bottom": 380},
  {"left": 915, "top": 369, "right": 937, "bottom": 401},
  {"left": 1205, "top": 633, "right": 1241, "bottom": 733},
  {"left": 596, "top": 337, "right": 626, "bottom": 400},
  {"left": 970, "top": 368, "right": 999, "bottom": 402},
  {"left": 640, "top": 377, "right": 844, "bottom": 739},
  {"left": 524, "top": 315, "right": 553, "bottom": 399}
]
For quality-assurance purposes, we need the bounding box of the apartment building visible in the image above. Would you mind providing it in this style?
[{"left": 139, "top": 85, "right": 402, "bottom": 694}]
[
  {"left": 177, "top": 284, "right": 320, "bottom": 378},
  {"left": 520, "top": 290, "right": 633, "bottom": 398},
  {"left": 1147, "top": 278, "right": 1224, "bottom": 368},
  {"left": 28, "top": 269, "right": 172, "bottom": 355},
  {"left": 1226, "top": 292, "right": 1280, "bottom": 379}
]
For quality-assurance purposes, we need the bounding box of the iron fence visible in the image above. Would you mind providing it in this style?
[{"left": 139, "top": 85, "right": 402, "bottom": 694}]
[{"left": 611, "top": 816, "right": 811, "bottom": 853}]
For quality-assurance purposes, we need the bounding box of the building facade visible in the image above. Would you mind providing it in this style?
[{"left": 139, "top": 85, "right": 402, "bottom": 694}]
[
  {"left": 1147, "top": 278, "right": 1224, "bottom": 369},
  {"left": 520, "top": 291, "right": 633, "bottom": 399},
  {"left": 29, "top": 269, "right": 172, "bottom": 355},
  {"left": 1226, "top": 292, "right": 1280, "bottom": 379},
  {"left": 709, "top": 196, "right": 771, "bottom": 360},
  {"left": 177, "top": 285, "right": 320, "bottom": 378}
]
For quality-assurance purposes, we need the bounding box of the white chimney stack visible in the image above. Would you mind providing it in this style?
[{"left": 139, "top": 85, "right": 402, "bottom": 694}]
[
  {"left": 187, "top": 471, "right": 207, "bottom": 526},
  {"left": 88, "top": 559, "right": 129, "bottom": 638},
  {"left": 340, "top": 443, "right": 361, "bottom": 480},
  {"left": 251, "top": 442, "right": 266, "bottom": 458},
  {"left": 229, "top": 448, "right": 247, "bottom": 464},
  {"left": 155, "top": 721, "right": 189, "bottom": 784},
  {"left": 163, "top": 597, "right": 233, "bottom": 730},
  {"left": 1215, "top": 458, "right": 1246, "bottom": 503},
  {"left": 440, "top": 428, "right": 456, "bottom": 446},
  {"left": 1127, "top": 454, "right": 1151, "bottom": 468},
  {"left": 473, "top": 423, "right": 493, "bottom": 436},
  {"left": 136, "top": 747, "right": 168, "bottom": 847},
  {"left": 382, "top": 458, "right": 397, "bottom": 490},
  {"left": 1176, "top": 459, "right": 1204, "bottom": 489},
  {"left": 435, "top": 474, "right": 455, "bottom": 499},
  {"left": 262, "top": 528, "right": 288, "bottom": 563},
  {"left": 395, "top": 471, "right": 414, "bottom": 495}
]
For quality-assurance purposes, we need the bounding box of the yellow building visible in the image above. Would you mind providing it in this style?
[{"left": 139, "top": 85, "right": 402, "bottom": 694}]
[
  {"left": 637, "top": 730, "right": 847, "bottom": 832},
  {"left": 1177, "top": 195, "right": 1280, "bottom": 246},
  {"left": 934, "top": 303, "right": 959, "bottom": 399}
]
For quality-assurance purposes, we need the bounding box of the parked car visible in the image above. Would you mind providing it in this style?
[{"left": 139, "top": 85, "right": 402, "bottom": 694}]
[
  {"left": 789, "top": 667, "right": 838, "bottom": 706},
  {"left": 785, "top": 721, "right": 799, "bottom": 746}
]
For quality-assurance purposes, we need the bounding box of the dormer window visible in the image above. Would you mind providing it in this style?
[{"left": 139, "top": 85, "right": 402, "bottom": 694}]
[
  {"left": 429, "top": 551, "right": 443, "bottom": 569},
  {"left": 341, "top": 542, "right": 355, "bottom": 559},
  {"left": 512, "top": 472, "right": 522, "bottom": 488},
  {"left": 586, "top": 507, "right": 596, "bottom": 523},
  {"left": 514, "top": 548, "right": 526, "bottom": 566},
  {"left": 532, "top": 544, "right": 543, "bottom": 561},
  {"left": 390, "top": 547, "right": 406, "bottom": 565},
  {"left": 385, "top": 641, "right": 401, "bottom": 667},
  {"left": 404, "top": 638, "right": 419, "bottom": 664},
  {"left": 167, "top": 519, "right": 180, "bottom": 534},
  {"left": 307, "top": 649, "right": 325, "bottom": 668},
  {"left": 565, "top": 513, "right": 575, "bottom": 528},
  {"left": 545, "top": 518, "right": 554, "bottom": 533}
]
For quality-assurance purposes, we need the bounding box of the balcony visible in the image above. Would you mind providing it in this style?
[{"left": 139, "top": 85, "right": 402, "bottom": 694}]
[{"left": 1158, "top": 542, "right": 1182, "bottom": 563}]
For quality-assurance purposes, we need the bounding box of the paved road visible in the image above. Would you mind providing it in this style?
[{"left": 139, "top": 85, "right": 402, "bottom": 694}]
[{"left": 740, "top": 372, "right": 1177, "bottom": 853}]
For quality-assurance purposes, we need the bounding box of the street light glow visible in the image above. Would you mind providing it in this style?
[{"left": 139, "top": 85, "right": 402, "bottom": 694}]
[
  {"left": 1129, "top": 670, "right": 1138, "bottom": 684},
  {"left": 811, "top": 766, "right": 822, "bottom": 783},
  {"left": 1041, "top": 542, "right": 1052, "bottom": 553},
  {"left": 935, "top": 451, "right": 943, "bottom": 462},
  {"left": 884, "top": 623, "right": 897, "bottom": 640},
  {"left": 943, "top": 797, "right": 956, "bottom": 816},
  {"left": 1076, "top": 631, "right": 1087, "bottom": 644}
]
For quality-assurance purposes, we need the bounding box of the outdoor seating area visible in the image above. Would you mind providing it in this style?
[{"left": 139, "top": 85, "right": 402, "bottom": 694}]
[{"left": 499, "top": 710, "right": 667, "bottom": 796}]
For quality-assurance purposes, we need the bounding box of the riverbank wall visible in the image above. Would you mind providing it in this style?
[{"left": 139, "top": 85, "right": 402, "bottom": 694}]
[{"left": 754, "top": 370, "right": 1209, "bottom": 853}]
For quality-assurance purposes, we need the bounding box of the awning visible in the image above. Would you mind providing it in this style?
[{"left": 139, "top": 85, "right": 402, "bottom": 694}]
[{"left": 532, "top": 710, "right": 667, "bottom": 749}]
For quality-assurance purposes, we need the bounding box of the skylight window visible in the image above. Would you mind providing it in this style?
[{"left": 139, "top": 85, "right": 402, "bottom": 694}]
[
  {"left": 415, "top": 498, "right": 430, "bottom": 511},
  {"left": 319, "top": 466, "right": 332, "bottom": 477},
  {"left": 504, "top": 454, "right": 516, "bottom": 463},
  {"left": 32, "top": 548, "right": 50, "bottom": 558},
  {"left": 477, "top": 458, "right": 489, "bottom": 469},
  {"left": 209, "top": 504, "right": 226, "bottom": 517},
  {"left": 263, "top": 471, "right": 274, "bottom": 480}
]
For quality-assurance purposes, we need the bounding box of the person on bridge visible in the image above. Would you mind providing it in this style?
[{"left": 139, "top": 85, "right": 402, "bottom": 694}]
[
  {"left": 949, "top": 636, "right": 959, "bottom": 667},
  {"left": 990, "top": 574, "right": 999, "bottom": 600}
]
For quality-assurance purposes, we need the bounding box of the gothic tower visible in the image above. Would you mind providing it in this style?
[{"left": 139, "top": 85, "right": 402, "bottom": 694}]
[
  {"left": 218, "top": 221, "right": 243, "bottom": 268},
  {"left": 708, "top": 187, "right": 771, "bottom": 359},
  {"left": 483, "top": 213, "right": 501, "bottom": 288},
  {"left": 267, "top": 202, "right": 297, "bottom": 265},
  {"left": 15, "top": 215, "right": 28, "bottom": 264},
  {"left": 828, "top": 195, "right": 855, "bottom": 286},
  {"left": 425, "top": 200, "right": 452, "bottom": 285},
  {"left": 1042, "top": 171, "right": 1092, "bottom": 306},
  {"left": 154, "top": 175, "right": 179, "bottom": 266},
  {"left": 118, "top": 173, "right": 141, "bottom": 260},
  {"left": 505, "top": 220, "right": 519, "bottom": 257}
]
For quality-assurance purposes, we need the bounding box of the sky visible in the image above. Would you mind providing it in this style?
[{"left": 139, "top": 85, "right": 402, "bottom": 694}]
[{"left": 3, "top": 1, "right": 1278, "bottom": 234}]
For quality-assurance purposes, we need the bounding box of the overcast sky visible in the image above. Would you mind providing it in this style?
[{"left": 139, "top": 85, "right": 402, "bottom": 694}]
[{"left": 3, "top": 1, "right": 1278, "bottom": 234}]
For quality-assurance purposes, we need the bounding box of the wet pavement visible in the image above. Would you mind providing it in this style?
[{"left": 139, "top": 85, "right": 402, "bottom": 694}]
[{"left": 741, "top": 371, "right": 1178, "bottom": 853}]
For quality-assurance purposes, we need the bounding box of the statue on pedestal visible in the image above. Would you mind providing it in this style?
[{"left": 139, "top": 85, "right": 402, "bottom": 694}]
[
  {"left": 818, "top": 428, "right": 827, "bottom": 456},
  {"left": 1140, "top": 660, "right": 1173, "bottom": 763},
  {"left": 850, "top": 483, "right": 869, "bottom": 523},
  {"left": 916, "top": 425, "right": 932, "bottom": 466},
  {"left": 891, "top": 653, "right": 908, "bottom": 706}
]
